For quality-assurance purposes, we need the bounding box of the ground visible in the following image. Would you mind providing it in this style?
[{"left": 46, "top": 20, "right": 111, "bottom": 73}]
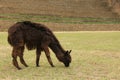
[{"left": 0, "top": 32, "right": 120, "bottom": 80}]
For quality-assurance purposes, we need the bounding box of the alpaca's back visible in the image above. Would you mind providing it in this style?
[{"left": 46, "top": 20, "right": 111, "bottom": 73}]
[{"left": 8, "top": 21, "right": 54, "bottom": 50}]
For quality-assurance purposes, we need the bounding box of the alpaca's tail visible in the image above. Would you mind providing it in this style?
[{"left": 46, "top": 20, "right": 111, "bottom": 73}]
[{"left": 8, "top": 36, "right": 13, "bottom": 46}]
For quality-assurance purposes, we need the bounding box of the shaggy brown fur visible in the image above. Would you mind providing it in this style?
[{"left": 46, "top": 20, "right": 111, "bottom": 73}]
[{"left": 8, "top": 21, "right": 72, "bottom": 70}]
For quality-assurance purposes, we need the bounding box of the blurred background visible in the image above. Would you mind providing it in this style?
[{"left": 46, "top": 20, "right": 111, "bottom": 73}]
[{"left": 0, "top": 0, "right": 120, "bottom": 31}]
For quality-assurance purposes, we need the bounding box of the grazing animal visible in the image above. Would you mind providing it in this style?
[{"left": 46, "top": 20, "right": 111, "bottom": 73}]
[{"left": 8, "top": 21, "right": 72, "bottom": 70}]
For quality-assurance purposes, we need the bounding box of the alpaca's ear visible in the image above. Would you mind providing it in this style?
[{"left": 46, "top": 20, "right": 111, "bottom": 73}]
[
  {"left": 65, "top": 50, "right": 71, "bottom": 55},
  {"left": 65, "top": 50, "right": 69, "bottom": 54},
  {"left": 69, "top": 50, "right": 72, "bottom": 54}
]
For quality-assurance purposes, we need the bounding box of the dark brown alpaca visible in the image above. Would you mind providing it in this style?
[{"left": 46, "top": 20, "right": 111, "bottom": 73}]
[{"left": 8, "top": 21, "right": 72, "bottom": 70}]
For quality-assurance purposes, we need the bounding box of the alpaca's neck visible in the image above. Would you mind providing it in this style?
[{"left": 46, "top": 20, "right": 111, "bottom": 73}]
[
  {"left": 49, "top": 42, "right": 65, "bottom": 61},
  {"left": 49, "top": 42, "right": 65, "bottom": 54},
  {"left": 49, "top": 32, "right": 66, "bottom": 61}
]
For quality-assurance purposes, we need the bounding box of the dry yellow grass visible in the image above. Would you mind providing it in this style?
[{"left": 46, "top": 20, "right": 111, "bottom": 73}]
[{"left": 0, "top": 32, "right": 120, "bottom": 80}]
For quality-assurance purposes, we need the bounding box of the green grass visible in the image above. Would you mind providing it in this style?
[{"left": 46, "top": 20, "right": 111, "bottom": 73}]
[
  {"left": 0, "top": 13, "right": 120, "bottom": 24},
  {"left": 0, "top": 32, "right": 120, "bottom": 80}
]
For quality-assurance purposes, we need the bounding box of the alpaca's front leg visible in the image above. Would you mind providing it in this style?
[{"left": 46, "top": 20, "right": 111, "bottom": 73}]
[
  {"left": 19, "top": 46, "right": 28, "bottom": 67},
  {"left": 43, "top": 46, "right": 55, "bottom": 67},
  {"left": 36, "top": 47, "right": 41, "bottom": 67}
]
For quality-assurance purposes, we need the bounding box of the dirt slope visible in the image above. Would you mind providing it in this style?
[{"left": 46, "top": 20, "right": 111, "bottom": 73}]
[{"left": 0, "top": 0, "right": 118, "bottom": 18}]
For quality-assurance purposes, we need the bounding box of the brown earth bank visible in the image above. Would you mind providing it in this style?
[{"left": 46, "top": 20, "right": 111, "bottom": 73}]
[
  {"left": 0, "top": 0, "right": 119, "bottom": 18},
  {"left": 107, "top": 0, "right": 120, "bottom": 15},
  {"left": 0, "top": 21, "right": 120, "bottom": 31}
]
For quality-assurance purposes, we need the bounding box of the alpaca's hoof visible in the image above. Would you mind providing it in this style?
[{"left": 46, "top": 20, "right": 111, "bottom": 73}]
[
  {"left": 51, "top": 65, "right": 55, "bottom": 67},
  {"left": 17, "top": 67, "right": 22, "bottom": 70},
  {"left": 25, "top": 65, "right": 28, "bottom": 67},
  {"left": 36, "top": 65, "right": 40, "bottom": 67}
]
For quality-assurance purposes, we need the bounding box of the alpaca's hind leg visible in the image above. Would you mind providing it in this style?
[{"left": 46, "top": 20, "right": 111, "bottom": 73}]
[
  {"left": 43, "top": 46, "right": 55, "bottom": 67},
  {"left": 19, "top": 46, "right": 28, "bottom": 67},
  {"left": 36, "top": 48, "right": 41, "bottom": 67},
  {"left": 12, "top": 47, "right": 21, "bottom": 70}
]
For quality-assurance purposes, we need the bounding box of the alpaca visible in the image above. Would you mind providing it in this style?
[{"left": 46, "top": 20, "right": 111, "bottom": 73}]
[{"left": 8, "top": 21, "right": 72, "bottom": 70}]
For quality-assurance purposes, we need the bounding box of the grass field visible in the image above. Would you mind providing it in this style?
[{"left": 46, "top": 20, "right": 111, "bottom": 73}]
[
  {"left": 0, "top": 14, "right": 120, "bottom": 24},
  {"left": 0, "top": 32, "right": 120, "bottom": 80},
  {"left": 0, "top": 13, "right": 120, "bottom": 31}
]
